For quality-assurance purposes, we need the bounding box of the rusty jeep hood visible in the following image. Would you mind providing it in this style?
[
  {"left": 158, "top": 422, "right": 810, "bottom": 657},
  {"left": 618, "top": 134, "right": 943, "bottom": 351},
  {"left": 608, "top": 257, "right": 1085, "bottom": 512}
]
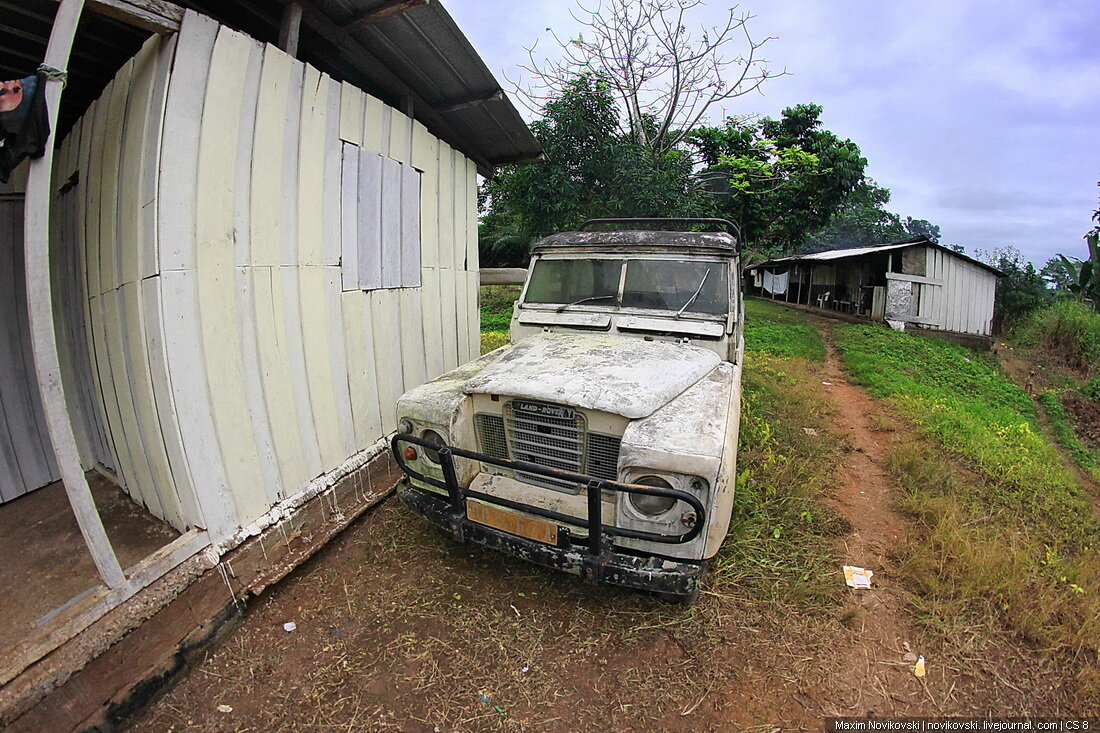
[{"left": 463, "top": 333, "right": 722, "bottom": 419}]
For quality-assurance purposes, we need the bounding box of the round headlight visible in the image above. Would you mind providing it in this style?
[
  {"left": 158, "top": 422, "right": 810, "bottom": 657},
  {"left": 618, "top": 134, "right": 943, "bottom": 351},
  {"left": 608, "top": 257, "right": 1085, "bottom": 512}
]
[
  {"left": 421, "top": 429, "right": 445, "bottom": 464},
  {"left": 628, "top": 475, "right": 677, "bottom": 516}
]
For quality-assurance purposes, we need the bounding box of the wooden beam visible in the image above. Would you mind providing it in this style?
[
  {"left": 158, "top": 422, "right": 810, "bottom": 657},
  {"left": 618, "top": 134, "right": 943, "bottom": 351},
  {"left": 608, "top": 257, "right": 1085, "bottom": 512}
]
[
  {"left": 52, "top": 0, "right": 184, "bottom": 34},
  {"left": 479, "top": 268, "right": 527, "bottom": 286},
  {"left": 0, "top": 530, "right": 209, "bottom": 690},
  {"left": 340, "top": 0, "right": 429, "bottom": 32},
  {"left": 278, "top": 1, "right": 303, "bottom": 56},
  {"left": 435, "top": 89, "right": 502, "bottom": 114},
  {"left": 885, "top": 271, "right": 943, "bottom": 286},
  {"left": 25, "top": 0, "right": 128, "bottom": 591}
]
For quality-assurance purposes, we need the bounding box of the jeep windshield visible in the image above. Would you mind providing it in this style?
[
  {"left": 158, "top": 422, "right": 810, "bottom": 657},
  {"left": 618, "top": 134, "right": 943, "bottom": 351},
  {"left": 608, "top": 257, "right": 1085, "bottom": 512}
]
[{"left": 523, "top": 258, "right": 729, "bottom": 316}]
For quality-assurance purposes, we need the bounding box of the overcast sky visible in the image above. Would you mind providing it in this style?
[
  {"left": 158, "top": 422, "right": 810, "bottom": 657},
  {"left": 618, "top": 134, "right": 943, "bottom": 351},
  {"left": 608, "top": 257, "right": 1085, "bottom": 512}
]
[{"left": 450, "top": 0, "right": 1100, "bottom": 267}]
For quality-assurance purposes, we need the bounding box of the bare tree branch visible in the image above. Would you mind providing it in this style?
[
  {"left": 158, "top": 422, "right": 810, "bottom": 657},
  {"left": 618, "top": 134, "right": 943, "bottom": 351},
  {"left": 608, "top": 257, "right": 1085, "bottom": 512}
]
[{"left": 508, "top": 0, "right": 787, "bottom": 158}]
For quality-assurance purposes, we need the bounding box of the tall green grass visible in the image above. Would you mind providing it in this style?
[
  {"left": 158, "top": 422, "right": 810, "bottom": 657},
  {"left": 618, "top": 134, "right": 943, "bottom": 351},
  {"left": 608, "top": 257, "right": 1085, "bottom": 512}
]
[
  {"left": 744, "top": 298, "right": 826, "bottom": 361},
  {"left": 1017, "top": 299, "right": 1100, "bottom": 374},
  {"left": 717, "top": 352, "right": 846, "bottom": 607},
  {"left": 833, "top": 324, "right": 1093, "bottom": 544}
]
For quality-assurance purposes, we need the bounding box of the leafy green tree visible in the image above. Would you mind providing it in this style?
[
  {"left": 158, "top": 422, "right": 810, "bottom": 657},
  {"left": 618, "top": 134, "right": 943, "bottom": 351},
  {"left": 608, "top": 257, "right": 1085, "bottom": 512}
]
[
  {"left": 688, "top": 104, "right": 866, "bottom": 256},
  {"left": 797, "top": 178, "right": 906, "bottom": 252},
  {"left": 904, "top": 217, "right": 941, "bottom": 243},
  {"left": 978, "top": 246, "right": 1053, "bottom": 333},
  {"left": 479, "top": 76, "right": 710, "bottom": 266}
]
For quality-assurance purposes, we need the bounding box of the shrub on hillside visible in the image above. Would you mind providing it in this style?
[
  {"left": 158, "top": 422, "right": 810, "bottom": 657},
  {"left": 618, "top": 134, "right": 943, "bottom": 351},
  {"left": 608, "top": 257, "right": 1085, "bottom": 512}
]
[{"left": 1016, "top": 299, "right": 1100, "bottom": 374}]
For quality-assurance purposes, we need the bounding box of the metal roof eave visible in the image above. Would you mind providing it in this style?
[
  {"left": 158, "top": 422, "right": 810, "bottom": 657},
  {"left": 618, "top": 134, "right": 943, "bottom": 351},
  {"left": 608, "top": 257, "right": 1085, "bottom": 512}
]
[
  {"left": 7, "top": 0, "right": 542, "bottom": 173},
  {"left": 747, "top": 238, "right": 1004, "bottom": 278}
]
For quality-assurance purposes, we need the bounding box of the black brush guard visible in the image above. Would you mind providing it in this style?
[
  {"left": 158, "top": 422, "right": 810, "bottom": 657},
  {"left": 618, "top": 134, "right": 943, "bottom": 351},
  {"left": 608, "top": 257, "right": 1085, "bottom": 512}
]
[{"left": 391, "top": 433, "right": 707, "bottom": 598}]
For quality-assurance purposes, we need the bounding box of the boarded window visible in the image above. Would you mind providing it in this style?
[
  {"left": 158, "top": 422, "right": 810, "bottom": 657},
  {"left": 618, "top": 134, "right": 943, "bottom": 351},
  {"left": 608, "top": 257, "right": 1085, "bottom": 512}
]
[{"left": 340, "top": 143, "right": 421, "bottom": 291}]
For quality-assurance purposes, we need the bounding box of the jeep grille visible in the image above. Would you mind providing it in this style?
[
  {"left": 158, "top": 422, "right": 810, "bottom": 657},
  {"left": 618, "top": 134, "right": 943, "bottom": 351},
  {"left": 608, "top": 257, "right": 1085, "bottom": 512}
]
[{"left": 475, "top": 403, "right": 622, "bottom": 492}]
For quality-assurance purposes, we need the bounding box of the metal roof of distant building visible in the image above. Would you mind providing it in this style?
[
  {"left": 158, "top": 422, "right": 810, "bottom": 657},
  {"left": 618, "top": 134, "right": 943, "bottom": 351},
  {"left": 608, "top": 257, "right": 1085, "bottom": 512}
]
[{"left": 747, "top": 238, "right": 1004, "bottom": 276}]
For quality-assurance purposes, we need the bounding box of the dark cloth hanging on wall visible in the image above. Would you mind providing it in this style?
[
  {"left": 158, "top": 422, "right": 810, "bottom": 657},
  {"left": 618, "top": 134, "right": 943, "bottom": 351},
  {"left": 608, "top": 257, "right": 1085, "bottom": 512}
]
[{"left": 0, "top": 73, "right": 51, "bottom": 184}]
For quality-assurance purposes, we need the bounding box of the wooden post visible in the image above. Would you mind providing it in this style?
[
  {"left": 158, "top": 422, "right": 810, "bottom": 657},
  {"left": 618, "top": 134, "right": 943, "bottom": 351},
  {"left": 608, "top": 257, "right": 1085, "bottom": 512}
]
[
  {"left": 279, "top": 1, "right": 303, "bottom": 57},
  {"left": 25, "top": 0, "right": 127, "bottom": 589}
]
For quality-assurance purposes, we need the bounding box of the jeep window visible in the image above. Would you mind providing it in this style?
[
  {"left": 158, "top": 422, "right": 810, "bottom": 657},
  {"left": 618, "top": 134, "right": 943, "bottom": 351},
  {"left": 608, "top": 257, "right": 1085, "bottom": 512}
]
[
  {"left": 524, "top": 257, "right": 729, "bottom": 316},
  {"left": 524, "top": 258, "right": 623, "bottom": 306},
  {"left": 621, "top": 260, "right": 728, "bottom": 316}
]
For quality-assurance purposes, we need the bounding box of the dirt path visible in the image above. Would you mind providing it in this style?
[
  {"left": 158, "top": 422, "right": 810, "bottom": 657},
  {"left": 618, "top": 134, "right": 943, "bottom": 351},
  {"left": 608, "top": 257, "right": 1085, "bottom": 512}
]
[{"left": 806, "top": 332, "right": 932, "bottom": 717}]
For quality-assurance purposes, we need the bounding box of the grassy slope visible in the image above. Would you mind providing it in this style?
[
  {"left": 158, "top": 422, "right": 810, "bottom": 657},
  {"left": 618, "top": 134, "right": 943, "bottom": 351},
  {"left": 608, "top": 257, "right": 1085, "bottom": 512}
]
[
  {"left": 832, "top": 323, "right": 1100, "bottom": 677},
  {"left": 1038, "top": 391, "right": 1100, "bottom": 480}
]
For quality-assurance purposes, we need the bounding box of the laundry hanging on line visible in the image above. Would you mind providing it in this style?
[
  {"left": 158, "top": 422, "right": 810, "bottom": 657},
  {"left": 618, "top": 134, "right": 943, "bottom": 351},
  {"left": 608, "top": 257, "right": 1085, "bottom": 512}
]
[
  {"left": 762, "top": 269, "right": 789, "bottom": 296},
  {"left": 0, "top": 74, "right": 51, "bottom": 184}
]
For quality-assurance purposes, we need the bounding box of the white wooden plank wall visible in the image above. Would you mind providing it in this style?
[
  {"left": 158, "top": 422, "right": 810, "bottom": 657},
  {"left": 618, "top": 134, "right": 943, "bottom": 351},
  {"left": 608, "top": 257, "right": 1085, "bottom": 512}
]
[
  {"left": 920, "top": 247, "right": 997, "bottom": 337},
  {"left": 30, "top": 10, "right": 481, "bottom": 535}
]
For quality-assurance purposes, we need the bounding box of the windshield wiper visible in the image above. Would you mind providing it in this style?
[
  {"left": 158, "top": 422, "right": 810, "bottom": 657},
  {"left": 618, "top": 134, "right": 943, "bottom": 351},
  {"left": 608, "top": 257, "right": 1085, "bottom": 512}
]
[
  {"left": 675, "top": 271, "right": 710, "bottom": 319},
  {"left": 554, "top": 294, "right": 617, "bottom": 312}
]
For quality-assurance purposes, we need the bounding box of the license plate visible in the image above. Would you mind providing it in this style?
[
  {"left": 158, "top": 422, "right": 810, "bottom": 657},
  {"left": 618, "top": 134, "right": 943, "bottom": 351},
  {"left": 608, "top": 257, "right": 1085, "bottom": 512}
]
[{"left": 467, "top": 500, "right": 559, "bottom": 545}]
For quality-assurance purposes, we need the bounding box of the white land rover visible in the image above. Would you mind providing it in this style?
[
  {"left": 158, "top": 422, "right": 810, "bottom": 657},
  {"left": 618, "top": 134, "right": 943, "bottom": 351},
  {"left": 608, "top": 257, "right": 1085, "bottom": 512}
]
[{"left": 392, "top": 219, "right": 743, "bottom": 601}]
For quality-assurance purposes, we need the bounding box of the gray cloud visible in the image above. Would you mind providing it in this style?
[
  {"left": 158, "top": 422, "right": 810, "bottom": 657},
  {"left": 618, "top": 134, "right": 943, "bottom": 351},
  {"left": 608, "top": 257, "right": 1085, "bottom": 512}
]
[{"left": 450, "top": 0, "right": 1100, "bottom": 265}]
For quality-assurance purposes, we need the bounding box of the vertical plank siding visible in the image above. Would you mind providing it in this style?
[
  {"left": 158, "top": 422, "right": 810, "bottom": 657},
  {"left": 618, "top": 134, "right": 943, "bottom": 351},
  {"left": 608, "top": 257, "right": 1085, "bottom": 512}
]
[
  {"left": 917, "top": 246, "right": 996, "bottom": 337},
  {"left": 25, "top": 10, "right": 479, "bottom": 532}
]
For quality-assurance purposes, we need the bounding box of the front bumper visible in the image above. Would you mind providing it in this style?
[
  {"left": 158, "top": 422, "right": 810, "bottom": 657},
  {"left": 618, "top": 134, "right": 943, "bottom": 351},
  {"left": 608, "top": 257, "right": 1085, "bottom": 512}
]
[
  {"left": 398, "top": 482, "right": 704, "bottom": 597},
  {"left": 391, "top": 433, "right": 706, "bottom": 599}
]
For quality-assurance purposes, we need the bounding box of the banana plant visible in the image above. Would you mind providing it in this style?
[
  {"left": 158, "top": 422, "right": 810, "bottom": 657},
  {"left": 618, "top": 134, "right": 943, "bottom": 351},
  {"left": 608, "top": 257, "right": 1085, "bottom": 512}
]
[{"left": 1056, "top": 230, "right": 1100, "bottom": 308}]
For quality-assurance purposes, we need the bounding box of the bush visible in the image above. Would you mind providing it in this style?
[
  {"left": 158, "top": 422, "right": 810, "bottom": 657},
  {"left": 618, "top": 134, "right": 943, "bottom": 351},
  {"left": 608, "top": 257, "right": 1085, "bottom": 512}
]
[{"left": 1016, "top": 299, "right": 1100, "bottom": 374}]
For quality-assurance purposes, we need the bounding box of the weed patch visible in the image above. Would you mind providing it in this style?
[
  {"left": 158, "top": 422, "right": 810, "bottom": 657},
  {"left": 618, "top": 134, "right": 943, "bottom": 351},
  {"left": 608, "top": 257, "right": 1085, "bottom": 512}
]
[
  {"left": 1016, "top": 299, "right": 1100, "bottom": 375},
  {"left": 480, "top": 285, "right": 520, "bottom": 332},
  {"left": 480, "top": 331, "right": 509, "bottom": 355},
  {"left": 480, "top": 285, "right": 520, "bottom": 355},
  {"left": 887, "top": 444, "right": 1100, "bottom": 671}
]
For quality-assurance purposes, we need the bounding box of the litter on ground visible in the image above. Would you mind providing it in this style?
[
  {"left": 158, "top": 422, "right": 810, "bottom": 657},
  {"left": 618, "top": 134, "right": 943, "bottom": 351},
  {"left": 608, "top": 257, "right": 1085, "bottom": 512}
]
[
  {"left": 914, "top": 655, "right": 927, "bottom": 677},
  {"left": 842, "top": 565, "right": 874, "bottom": 589},
  {"left": 283, "top": 622, "right": 297, "bottom": 632}
]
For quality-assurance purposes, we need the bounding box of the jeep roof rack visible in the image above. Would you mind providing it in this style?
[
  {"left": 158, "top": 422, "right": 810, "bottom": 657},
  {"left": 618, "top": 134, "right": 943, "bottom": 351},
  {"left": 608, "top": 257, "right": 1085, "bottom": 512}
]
[{"left": 579, "top": 218, "right": 739, "bottom": 235}]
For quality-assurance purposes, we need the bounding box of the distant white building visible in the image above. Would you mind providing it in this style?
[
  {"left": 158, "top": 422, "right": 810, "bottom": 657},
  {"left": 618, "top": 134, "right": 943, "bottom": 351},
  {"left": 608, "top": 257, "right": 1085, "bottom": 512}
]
[{"left": 747, "top": 238, "right": 1004, "bottom": 337}]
